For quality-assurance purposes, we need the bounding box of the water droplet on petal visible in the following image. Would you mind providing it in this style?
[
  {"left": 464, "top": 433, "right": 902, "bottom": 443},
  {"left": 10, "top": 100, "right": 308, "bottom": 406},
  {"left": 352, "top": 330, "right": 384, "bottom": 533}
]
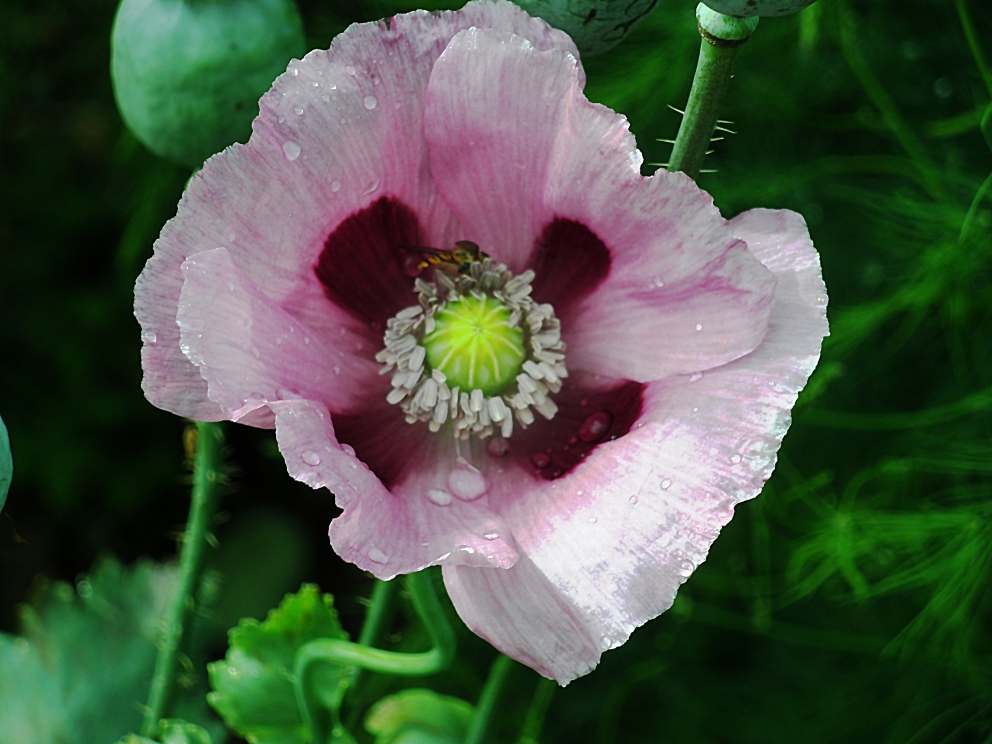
[
  {"left": 483, "top": 532, "right": 499, "bottom": 541},
  {"left": 661, "top": 479, "right": 672, "bottom": 490},
  {"left": 345, "top": 65, "right": 356, "bottom": 76},
  {"left": 531, "top": 452, "right": 551, "bottom": 469},
  {"left": 730, "top": 454, "right": 742, "bottom": 464},
  {"left": 141, "top": 330, "right": 157, "bottom": 344},
  {"left": 427, "top": 488, "right": 453, "bottom": 506},
  {"left": 364, "top": 95, "right": 377, "bottom": 110},
  {"left": 693, "top": 406, "right": 699, "bottom": 412},
  {"left": 487, "top": 437, "right": 509, "bottom": 457},
  {"left": 301, "top": 451, "right": 321, "bottom": 466},
  {"left": 588, "top": 516, "right": 598, "bottom": 524},
  {"left": 695, "top": 323, "right": 703, "bottom": 331},
  {"left": 226, "top": 281, "right": 235, "bottom": 291},
  {"left": 332, "top": 365, "right": 341, "bottom": 375},
  {"left": 448, "top": 461, "right": 487, "bottom": 501},
  {"left": 678, "top": 559, "right": 695, "bottom": 577},
  {"left": 689, "top": 372, "right": 703, "bottom": 382},
  {"left": 456, "top": 545, "right": 476, "bottom": 555},
  {"left": 368, "top": 547, "right": 389, "bottom": 564},
  {"left": 340, "top": 443, "right": 356, "bottom": 457},
  {"left": 579, "top": 411, "right": 612, "bottom": 442},
  {"left": 282, "top": 140, "right": 301, "bottom": 161},
  {"left": 331, "top": 180, "right": 341, "bottom": 193},
  {"left": 629, "top": 495, "right": 638, "bottom": 504},
  {"left": 289, "top": 66, "right": 299, "bottom": 76}
]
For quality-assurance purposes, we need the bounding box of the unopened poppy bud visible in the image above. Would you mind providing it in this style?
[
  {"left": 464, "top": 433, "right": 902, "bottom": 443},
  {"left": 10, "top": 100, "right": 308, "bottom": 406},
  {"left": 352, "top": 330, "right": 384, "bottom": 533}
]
[
  {"left": 111, "top": 0, "right": 305, "bottom": 167},
  {"left": 514, "top": 0, "right": 660, "bottom": 56},
  {"left": 700, "top": 0, "right": 818, "bottom": 18}
]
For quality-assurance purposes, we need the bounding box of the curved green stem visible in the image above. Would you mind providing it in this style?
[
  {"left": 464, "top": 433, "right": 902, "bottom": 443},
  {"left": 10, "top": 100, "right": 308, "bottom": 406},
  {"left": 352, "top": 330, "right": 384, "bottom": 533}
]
[
  {"left": 465, "top": 654, "right": 515, "bottom": 744},
  {"left": 667, "top": 5, "right": 758, "bottom": 180},
  {"left": 294, "top": 570, "right": 455, "bottom": 744},
  {"left": 141, "top": 421, "right": 224, "bottom": 738},
  {"left": 343, "top": 579, "right": 401, "bottom": 730}
]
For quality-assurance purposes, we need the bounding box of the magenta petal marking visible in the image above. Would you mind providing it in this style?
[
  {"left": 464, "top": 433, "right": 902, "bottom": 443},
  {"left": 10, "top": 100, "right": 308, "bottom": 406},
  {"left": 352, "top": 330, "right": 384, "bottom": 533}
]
[
  {"left": 528, "top": 218, "right": 611, "bottom": 323},
  {"left": 509, "top": 377, "right": 644, "bottom": 481},
  {"left": 330, "top": 391, "right": 429, "bottom": 489},
  {"left": 315, "top": 197, "right": 423, "bottom": 328}
]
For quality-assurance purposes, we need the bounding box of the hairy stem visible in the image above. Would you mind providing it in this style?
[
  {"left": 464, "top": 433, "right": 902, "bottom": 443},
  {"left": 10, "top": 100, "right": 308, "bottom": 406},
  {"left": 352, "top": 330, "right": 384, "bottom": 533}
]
[
  {"left": 141, "top": 421, "right": 224, "bottom": 737},
  {"left": 667, "top": 5, "right": 758, "bottom": 180}
]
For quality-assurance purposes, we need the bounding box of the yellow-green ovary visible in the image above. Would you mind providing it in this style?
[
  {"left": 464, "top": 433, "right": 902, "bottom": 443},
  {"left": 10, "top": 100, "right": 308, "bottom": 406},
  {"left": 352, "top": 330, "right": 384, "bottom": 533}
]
[{"left": 422, "top": 295, "right": 525, "bottom": 396}]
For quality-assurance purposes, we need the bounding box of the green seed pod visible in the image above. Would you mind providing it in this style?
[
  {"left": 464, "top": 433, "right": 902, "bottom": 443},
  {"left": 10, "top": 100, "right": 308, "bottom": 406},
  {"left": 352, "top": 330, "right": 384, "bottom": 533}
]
[
  {"left": 700, "top": 0, "right": 818, "bottom": 17},
  {"left": 111, "top": 0, "right": 306, "bottom": 168},
  {"left": 514, "top": 0, "right": 661, "bottom": 56}
]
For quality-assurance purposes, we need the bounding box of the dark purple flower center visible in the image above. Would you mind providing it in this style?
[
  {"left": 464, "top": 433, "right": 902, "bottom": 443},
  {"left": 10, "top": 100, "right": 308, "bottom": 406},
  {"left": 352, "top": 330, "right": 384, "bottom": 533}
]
[{"left": 314, "top": 196, "right": 644, "bottom": 485}]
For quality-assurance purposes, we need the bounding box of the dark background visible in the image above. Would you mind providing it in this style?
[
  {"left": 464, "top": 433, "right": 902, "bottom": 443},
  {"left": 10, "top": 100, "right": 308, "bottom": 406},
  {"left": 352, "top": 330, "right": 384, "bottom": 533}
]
[{"left": 2, "top": 0, "right": 991, "bottom": 741}]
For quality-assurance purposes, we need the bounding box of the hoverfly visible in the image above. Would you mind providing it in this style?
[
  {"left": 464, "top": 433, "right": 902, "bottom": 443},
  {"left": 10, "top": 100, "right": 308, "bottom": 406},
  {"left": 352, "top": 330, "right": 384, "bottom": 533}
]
[{"left": 401, "top": 240, "right": 488, "bottom": 275}]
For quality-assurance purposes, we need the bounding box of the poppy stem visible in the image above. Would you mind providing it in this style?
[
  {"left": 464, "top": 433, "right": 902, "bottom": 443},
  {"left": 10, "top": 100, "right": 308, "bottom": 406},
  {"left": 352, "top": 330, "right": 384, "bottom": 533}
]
[
  {"left": 465, "top": 654, "right": 516, "bottom": 744},
  {"left": 667, "top": 4, "right": 759, "bottom": 181},
  {"left": 294, "top": 569, "right": 456, "bottom": 744},
  {"left": 342, "top": 578, "right": 401, "bottom": 730},
  {"left": 141, "top": 421, "right": 224, "bottom": 738}
]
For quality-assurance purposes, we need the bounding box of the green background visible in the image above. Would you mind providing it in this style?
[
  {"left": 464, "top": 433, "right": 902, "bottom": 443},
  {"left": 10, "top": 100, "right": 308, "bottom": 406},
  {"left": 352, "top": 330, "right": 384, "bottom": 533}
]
[{"left": 1, "top": 0, "right": 991, "bottom": 741}]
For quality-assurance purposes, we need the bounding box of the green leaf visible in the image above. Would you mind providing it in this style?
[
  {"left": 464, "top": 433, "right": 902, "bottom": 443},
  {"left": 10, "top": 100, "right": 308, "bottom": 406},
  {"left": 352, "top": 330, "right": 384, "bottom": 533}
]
[
  {"left": 981, "top": 101, "right": 992, "bottom": 154},
  {"left": 364, "top": 689, "right": 474, "bottom": 744},
  {"left": 208, "top": 584, "right": 349, "bottom": 744},
  {"left": 120, "top": 719, "right": 213, "bottom": 744},
  {"left": 0, "top": 413, "right": 11, "bottom": 513},
  {"left": 0, "top": 557, "right": 217, "bottom": 744}
]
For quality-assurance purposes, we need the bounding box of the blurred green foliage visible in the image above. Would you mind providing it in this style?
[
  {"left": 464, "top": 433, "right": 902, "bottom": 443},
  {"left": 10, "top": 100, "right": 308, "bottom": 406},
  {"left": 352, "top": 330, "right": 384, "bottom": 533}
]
[{"left": 1, "top": 0, "right": 991, "bottom": 742}]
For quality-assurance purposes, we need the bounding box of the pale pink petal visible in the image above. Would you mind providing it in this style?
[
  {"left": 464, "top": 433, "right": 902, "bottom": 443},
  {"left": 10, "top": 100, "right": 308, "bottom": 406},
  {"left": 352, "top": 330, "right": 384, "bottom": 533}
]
[
  {"left": 135, "top": 0, "right": 579, "bottom": 418},
  {"left": 175, "top": 246, "right": 378, "bottom": 424},
  {"left": 424, "top": 28, "right": 776, "bottom": 380},
  {"left": 443, "top": 209, "right": 827, "bottom": 683},
  {"left": 443, "top": 555, "right": 602, "bottom": 682},
  {"left": 267, "top": 397, "right": 518, "bottom": 579}
]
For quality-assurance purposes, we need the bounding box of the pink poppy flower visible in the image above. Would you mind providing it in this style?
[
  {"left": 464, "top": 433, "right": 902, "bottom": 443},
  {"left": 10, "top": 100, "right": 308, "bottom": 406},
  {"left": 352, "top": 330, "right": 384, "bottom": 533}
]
[{"left": 135, "top": 0, "right": 827, "bottom": 683}]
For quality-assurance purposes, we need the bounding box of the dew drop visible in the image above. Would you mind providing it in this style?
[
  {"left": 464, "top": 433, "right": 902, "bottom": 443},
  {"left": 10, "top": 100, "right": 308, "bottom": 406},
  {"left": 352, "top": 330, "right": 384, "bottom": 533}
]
[
  {"left": 579, "top": 411, "right": 612, "bottom": 442},
  {"left": 345, "top": 65, "right": 356, "bottom": 76},
  {"left": 364, "top": 95, "right": 377, "bottom": 110},
  {"left": 321, "top": 94, "right": 330, "bottom": 102},
  {"left": 693, "top": 407, "right": 699, "bottom": 412},
  {"left": 301, "top": 451, "right": 321, "bottom": 466},
  {"left": 629, "top": 495, "right": 638, "bottom": 504},
  {"left": 456, "top": 545, "right": 476, "bottom": 555},
  {"left": 282, "top": 140, "right": 301, "bottom": 161},
  {"left": 226, "top": 230, "right": 236, "bottom": 242},
  {"left": 651, "top": 275, "right": 664, "bottom": 288},
  {"left": 141, "top": 330, "right": 157, "bottom": 344},
  {"left": 695, "top": 323, "right": 703, "bottom": 331},
  {"left": 661, "top": 479, "right": 672, "bottom": 490},
  {"left": 295, "top": 105, "right": 304, "bottom": 116},
  {"left": 368, "top": 547, "right": 389, "bottom": 564},
  {"left": 678, "top": 559, "right": 695, "bottom": 577},
  {"left": 289, "top": 66, "right": 299, "bottom": 76},
  {"left": 448, "top": 461, "right": 487, "bottom": 501},
  {"left": 588, "top": 516, "right": 598, "bottom": 524},
  {"left": 242, "top": 317, "right": 252, "bottom": 329},
  {"left": 226, "top": 281, "right": 235, "bottom": 291},
  {"left": 487, "top": 437, "right": 509, "bottom": 457},
  {"left": 483, "top": 532, "right": 499, "bottom": 541},
  {"left": 331, "top": 180, "right": 341, "bottom": 193},
  {"left": 531, "top": 452, "right": 551, "bottom": 469},
  {"left": 332, "top": 365, "right": 341, "bottom": 375},
  {"left": 576, "top": 489, "right": 584, "bottom": 496},
  {"left": 251, "top": 346, "right": 260, "bottom": 358},
  {"left": 730, "top": 454, "right": 742, "bottom": 464},
  {"left": 689, "top": 372, "right": 703, "bottom": 382},
  {"left": 427, "top": 488, "right": 453, "bottom": 506}
]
